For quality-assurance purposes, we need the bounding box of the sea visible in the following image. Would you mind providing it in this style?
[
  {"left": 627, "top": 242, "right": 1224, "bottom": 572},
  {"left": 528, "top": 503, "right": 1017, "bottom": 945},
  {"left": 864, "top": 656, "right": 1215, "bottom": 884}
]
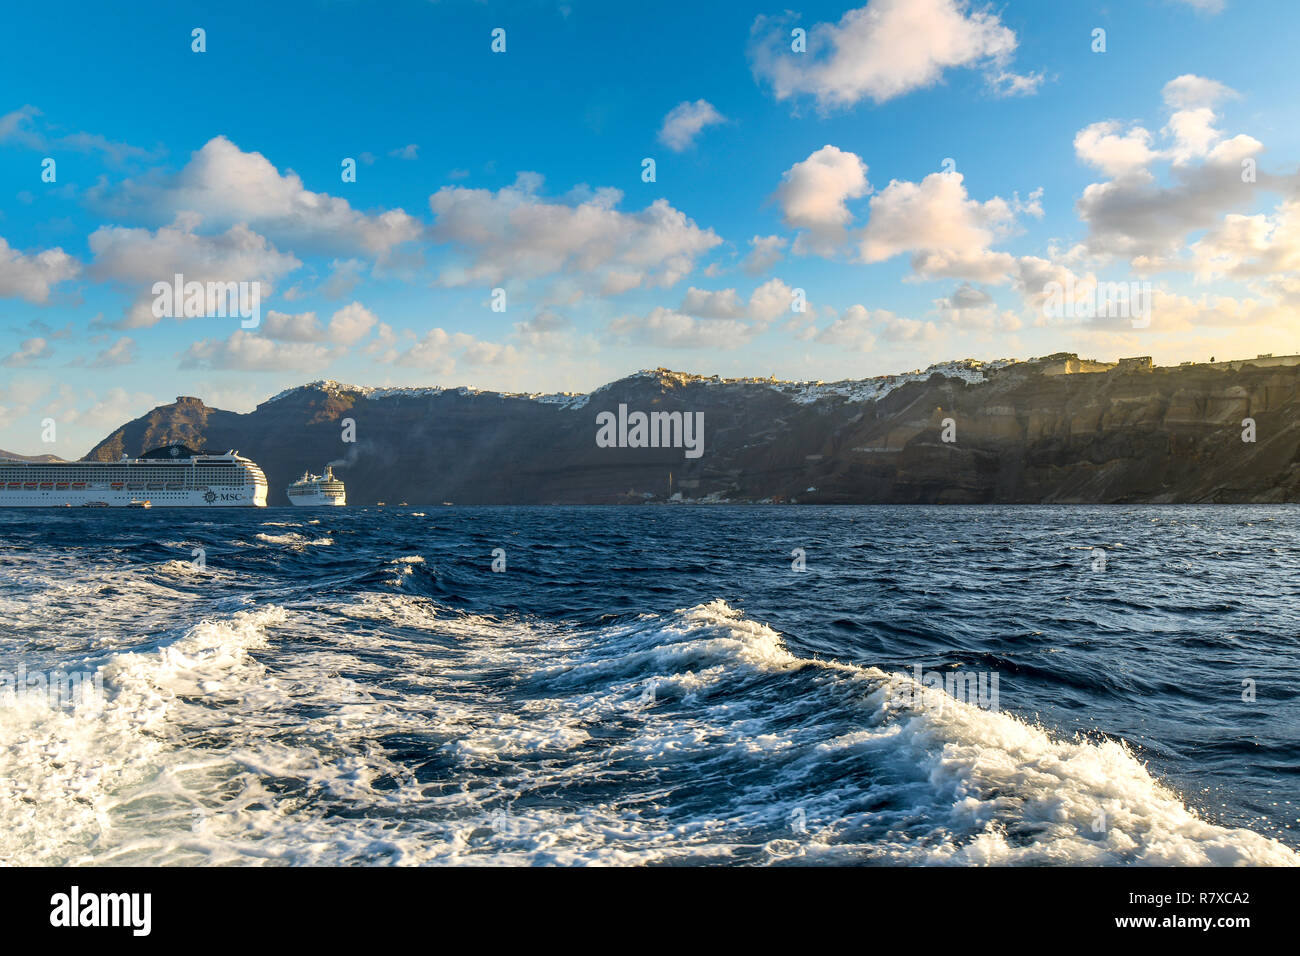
[{"left": 1, "top": 504, "right": 1297, "bottom": 866}]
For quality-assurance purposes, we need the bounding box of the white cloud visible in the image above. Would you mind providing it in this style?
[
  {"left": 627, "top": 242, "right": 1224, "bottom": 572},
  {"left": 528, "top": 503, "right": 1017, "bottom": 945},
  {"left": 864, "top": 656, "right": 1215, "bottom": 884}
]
[
  {"left": 802, "top": 305, "right": 944, "bottom": 351},
  {"left": 391, "top": 329, "right": 456, "bottom": 372},
  {"left": 749, "top": 0, "right": 1023, "bottom": 110},
  {"left": 609, "top": 307, "right": 757, "bottom": 349},
  {"left": 773, "top": 145, "right": 871, "bottom": 255},
  {"left": 326, "top": 302, "right": 378, "bottom": 345},
  {"left": 1074, "top": 122, "right": 1159, "bottom": 178},
  {"left": 364, "top": 322, "right": 399, "bottom": 360},
  {"left": 611, "top": 278, "right": 805, "bottom": 348},
  {"left": 746, "top": 277, "right": 804, "bottom": 323},
  {"left": 512, "top": 310, "right": 573, "bottom": 350},
  {"left": 1162, "top": 74, "right": 1236, "bottom": 110},
  {"left": 771, "top": 148, "right": 1041, "bottom": 285},
  {"left": 179, "top": 330, "right": 341, "bottom": 372},
  {"left": 89, "top": 214, "right": 301, "bottom": 328},
  {"left": 321, "top": 258, "right": 367, "bottom": 298},
  {"left": 459, "top": 339, "right": 521, "bottom": 367},
  {"left": 658, "top": 99, "right": 726, "bottom": 152},
  {"left": 934, "top": 283, "right": 1021, "bottom": 331},
  {"left": 262, "top": 310, "right": 324, "bottom": 342},
  {"left": 876, "top": 312, "right": 941, "bottom": 341},
  {"left": 987, "top": 70, "right": 1045, "bottom": 98},
  {"left": 1, "top": 337, "right": 53, "bottom": 367},
  {"left": 391, "top": 328, "right": 521, "bottom": 370},
  {"left": 428, "top": 173, "right": 722, "bottom": 290},
  {"left": 0, "top": 236, "right": 79, "bottom": 303},
  {"left": 389, "top": 144, "right": 419, "bottom": 160},
  {"left": 680, "top": 286, "right": 745, "bottom": 319},
  {"left": 262, "top": 301, "right": 377, "bottom": 346},
  {"left": 88, "top": 336, "right": 137, "bottom": 367},
  {"left": 742, "top": 235, "right": 787, "bottom": 275},
  {"left": 1074, "top": 77, "right": 1276, "bottom": 262},
  {"left": 1175, "top": 200, "right": 1300, "bottom": 299},
  {"left": 678, "top": 277, "right": 801, "bottom": 324},
  {"left": 1012, "top": 255, "right": 1097, "bottom": 314},
  {"left": 804, "top": 307, "right": 875, "bottom": 352},
  {"left": 859, "top": 171, "right": 1018, "bottom": 281},
  {"left": 0, "top": 104, "right": 159, "bottom": 165},
  {"left": 94, "top": 136, "right": 423, "bottom": 255}
]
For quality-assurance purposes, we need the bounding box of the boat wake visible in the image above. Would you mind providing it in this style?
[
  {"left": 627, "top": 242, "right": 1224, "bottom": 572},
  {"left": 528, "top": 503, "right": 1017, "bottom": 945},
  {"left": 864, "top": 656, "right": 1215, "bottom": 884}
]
[{"left": 2, "top": 589, "right": 1294, "bottom": 866}]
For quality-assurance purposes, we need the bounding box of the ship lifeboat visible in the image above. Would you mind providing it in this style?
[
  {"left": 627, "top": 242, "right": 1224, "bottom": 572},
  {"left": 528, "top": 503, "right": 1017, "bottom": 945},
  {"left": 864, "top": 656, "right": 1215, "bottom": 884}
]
[
  {"left": 23, "top": 482, "right": 36, "bottom": 489},
  {"left": 55, "top": 482, "right": 69, "bottom": 490},
  {"left": 110, "top": 482, "right": 124, "bottom": 489},
  {"left": 39, "top": 482, "right": 53, "bottom": 489},
  {"left": 5, "top": 482, "right": 18, "bottom": 489},
  {"left": 71, "top": 482, "right": 85, "bottom": 489}
]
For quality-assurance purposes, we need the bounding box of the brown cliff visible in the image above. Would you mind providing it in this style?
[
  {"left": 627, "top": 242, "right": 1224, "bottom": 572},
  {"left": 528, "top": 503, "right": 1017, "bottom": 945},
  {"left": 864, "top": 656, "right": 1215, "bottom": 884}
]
[{"left": 81, "top": 355, "right": 1300, "bottom": 504}]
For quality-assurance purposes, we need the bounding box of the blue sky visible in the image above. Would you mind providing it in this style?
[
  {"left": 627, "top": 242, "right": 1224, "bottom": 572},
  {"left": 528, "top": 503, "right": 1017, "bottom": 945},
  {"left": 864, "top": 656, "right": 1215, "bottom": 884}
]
[{"left": 2, "top": 0, "right": 1298, "bottom": 455}]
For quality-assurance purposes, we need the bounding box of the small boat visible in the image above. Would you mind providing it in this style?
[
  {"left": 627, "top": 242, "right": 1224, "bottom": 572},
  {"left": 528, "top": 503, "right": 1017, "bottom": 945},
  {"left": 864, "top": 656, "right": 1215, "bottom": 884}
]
[{"left": 127, "top": 499, "right": 152, "bottom": 509}]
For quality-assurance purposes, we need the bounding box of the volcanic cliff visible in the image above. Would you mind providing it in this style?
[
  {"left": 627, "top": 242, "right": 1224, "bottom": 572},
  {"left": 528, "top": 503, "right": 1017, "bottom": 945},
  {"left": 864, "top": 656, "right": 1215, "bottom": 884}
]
[{"left": 82, "top": 353, "right": 1300, "bottom": 505}]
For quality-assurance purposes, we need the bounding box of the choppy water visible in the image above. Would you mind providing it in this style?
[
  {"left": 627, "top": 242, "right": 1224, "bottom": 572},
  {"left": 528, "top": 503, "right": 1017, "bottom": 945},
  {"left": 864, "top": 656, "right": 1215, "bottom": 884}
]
[{"left": 1, "top": 505, "right": 1297, "bottom": 866}]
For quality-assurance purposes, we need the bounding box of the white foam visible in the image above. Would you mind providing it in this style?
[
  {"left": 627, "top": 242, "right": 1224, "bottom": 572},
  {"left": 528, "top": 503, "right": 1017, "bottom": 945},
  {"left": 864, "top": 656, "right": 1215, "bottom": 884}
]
[
  {"left": 254, "top": 532, "right": 332, "bottom": 548},
  {"left": 645, "top": 602, "right": 1298, "bottom": 865},
  {"left": 3, "top": 590, "right": 1293, "bottom": 866}
]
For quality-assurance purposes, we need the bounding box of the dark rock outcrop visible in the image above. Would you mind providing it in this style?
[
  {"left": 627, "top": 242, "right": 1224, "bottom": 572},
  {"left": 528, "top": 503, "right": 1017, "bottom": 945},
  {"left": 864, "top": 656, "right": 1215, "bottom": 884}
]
[{"left": 81, "top": 356, "right": 1300, "bottom": 504}]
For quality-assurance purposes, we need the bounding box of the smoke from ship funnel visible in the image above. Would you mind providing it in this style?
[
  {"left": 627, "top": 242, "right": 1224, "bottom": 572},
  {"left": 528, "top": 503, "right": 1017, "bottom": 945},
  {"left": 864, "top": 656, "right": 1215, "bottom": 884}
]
[{"left": 326, "top": 444, "right": 361, "bottom": 469}]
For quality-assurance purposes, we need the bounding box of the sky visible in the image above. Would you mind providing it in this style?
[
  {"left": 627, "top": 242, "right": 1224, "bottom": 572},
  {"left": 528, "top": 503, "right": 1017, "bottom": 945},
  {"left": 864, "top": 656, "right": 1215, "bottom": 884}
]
[{"left": 1, "top": 0, "right": 1298, "bottom": 456}]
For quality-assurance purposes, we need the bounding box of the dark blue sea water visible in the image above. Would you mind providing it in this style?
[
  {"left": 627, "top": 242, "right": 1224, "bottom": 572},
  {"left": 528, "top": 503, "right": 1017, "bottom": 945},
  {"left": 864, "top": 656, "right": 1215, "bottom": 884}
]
[{"left": 1, "top": 505, "right": 1297, "bottom": 865}]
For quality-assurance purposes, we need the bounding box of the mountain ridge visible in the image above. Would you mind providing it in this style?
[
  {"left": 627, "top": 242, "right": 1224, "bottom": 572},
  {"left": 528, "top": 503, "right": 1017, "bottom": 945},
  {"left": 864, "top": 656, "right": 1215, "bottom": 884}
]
[{"left": 79, "top": 352, "right": 1300, "bottom": 505}]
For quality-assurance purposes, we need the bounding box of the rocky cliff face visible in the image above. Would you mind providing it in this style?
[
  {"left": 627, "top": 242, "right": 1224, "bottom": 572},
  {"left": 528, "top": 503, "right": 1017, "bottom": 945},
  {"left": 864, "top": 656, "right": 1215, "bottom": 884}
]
[{"left": 82, "top": 356, "right": 1300, "bottom": 504}]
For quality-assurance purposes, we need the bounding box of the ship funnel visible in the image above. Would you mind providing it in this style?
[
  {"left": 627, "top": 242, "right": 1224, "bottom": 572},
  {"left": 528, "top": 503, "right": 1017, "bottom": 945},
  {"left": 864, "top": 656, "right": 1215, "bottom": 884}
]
[{"left": 324, "top": 465, "right": 334, "bottom": 481}]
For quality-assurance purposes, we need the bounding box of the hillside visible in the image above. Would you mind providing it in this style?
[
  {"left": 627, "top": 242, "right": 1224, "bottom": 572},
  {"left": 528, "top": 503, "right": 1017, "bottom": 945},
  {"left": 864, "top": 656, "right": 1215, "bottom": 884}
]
[
  {"left": 0, "top": 449, "right": 66, "bottom": 462},
  {"left": 82, "top": 354, "right": 1300, "bottom": 505}
]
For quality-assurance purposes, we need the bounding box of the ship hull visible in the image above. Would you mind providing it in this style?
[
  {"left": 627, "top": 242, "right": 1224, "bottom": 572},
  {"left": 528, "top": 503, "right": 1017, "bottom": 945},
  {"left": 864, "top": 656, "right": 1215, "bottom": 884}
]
[
  {"left": 0, "top": 445, "right": 269, "bottom": 507},
  {"left": 287, "top": 492, "right": 346, "bottom": 506},
  {"left": 0, "top": 486, "right": 265, "bottom": 507}
]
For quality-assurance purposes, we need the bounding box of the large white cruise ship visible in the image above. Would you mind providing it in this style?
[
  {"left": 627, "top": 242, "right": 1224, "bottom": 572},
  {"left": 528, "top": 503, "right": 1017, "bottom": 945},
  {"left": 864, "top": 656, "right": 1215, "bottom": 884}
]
[
  {"left": 286, "top": 465, "right": 346, "bottom": 506},
  {"left": 0, "top": 443, "right": 268, "bottom": 507}
]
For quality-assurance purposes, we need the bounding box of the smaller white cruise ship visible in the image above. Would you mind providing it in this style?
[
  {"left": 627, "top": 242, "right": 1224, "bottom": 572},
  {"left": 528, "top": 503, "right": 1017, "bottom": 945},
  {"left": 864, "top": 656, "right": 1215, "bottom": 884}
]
[{"left": 286, "top": 465, "right": 346, "bottom": 506}]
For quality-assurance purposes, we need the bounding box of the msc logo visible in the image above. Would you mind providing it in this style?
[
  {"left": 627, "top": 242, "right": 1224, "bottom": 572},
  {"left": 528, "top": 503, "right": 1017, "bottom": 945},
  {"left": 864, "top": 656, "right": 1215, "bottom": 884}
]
[{"left": 203, "top": 491, "right": 243, "bottom": 504}]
